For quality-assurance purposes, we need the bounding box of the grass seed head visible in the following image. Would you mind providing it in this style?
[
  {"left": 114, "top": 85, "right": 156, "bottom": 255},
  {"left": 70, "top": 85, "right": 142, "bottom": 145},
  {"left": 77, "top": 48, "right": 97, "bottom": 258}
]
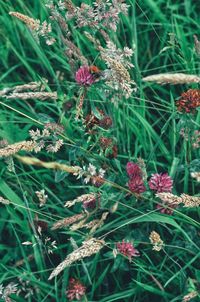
[{"left": 48, "top": 238, "right": 105, "bottom": 280}]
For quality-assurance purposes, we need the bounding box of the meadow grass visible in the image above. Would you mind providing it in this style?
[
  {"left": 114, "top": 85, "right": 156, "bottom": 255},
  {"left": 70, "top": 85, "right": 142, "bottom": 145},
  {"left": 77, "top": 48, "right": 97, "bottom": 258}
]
[{"left": 0, "top": 0, "right": 199, "bottom": 301}]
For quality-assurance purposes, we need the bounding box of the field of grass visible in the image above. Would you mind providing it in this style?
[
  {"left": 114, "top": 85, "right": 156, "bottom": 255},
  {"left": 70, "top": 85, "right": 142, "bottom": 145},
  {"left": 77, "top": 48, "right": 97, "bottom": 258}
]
[{"left": 0, "top": 0, "right": 199, "bottom": 301}]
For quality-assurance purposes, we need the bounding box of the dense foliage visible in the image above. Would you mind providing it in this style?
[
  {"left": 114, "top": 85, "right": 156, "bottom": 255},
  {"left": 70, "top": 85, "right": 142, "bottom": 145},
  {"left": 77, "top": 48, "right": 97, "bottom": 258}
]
[{"left": 0, "top": 1, "right": 199, "bottom": 301}]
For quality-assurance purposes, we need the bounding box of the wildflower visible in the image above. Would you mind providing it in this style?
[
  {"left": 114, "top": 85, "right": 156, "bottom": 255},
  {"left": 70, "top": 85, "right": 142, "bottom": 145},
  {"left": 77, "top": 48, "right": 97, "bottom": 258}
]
[
  {"left": 16, "top": 277, "right": 40, "bottom": 299},
  {"left": 191, "top": 171, "right": 200, "bottom": 182},
  {"left": 91, "top": 175, "right": 105, "bottom": 187},
  {"left": 149, "top": 173, "right": 173, "bottom": 193},
  {"left": 85, "top": 109, "right": 112, "bottom": 131},
  {"left": 35, "top": 189, "right": 48, "bottom": 207},
  {"left": 98, "top": 168, "right": 106, "bottom": 179},
  {"left": 48, "top": 238, "right": 105, "bottom": 279},
  {"left": 156, "top": 203, "right": 176, "bottom": 215},
  {"left": 87, "top": 163, "right": 97, "bottom": 176},
  {"left": 75, "top": 66, "right": 96, "bottom": 86},
  {"left": 85, "top": 113, "right": 101, "bottom": 130},
  {"left": 102, "top": 56, "right": 134, "bottom": 98},
  {"left": 116, "top": 240, "right": 139, "bottom": 261},
  {"left": 149, "top": 231, "right": 164, "bottom": 252},
  {"left": 85, "top": 33, "right": 135, "bottom": 98},
  {"left": 82, "top": 196, "right": 97, "bottom": 209},
  {"left": 46, "top": 139, "right": 64, "bottom": 153},
  {"left": 99, "top": 137, "right": 118, "bottom": 158},
  {"left": 126, "top": 160, "right": 146, "bottom": 194},
  {"left": 81, "top": 163, "right": 105, "bottom": 185},
  {"left": 66, "top": 278, "right": 86, "bottom": 301},
  {"left": 99, "top": 115, "right": 113, "bottom": 129},
  {"left": 30, "top": 124, "right": 64, "bottom": 153},
  {"left": 0, "top": 282, "right": 18, "bottom": 301},
  {"left": 128, "top": 176, "right": 146, "bottom": 194},
  {"left": 65, "top": 0, "right": 129, "bottom": 31},
  {"left": 176, "top": 89, "right": 200, "bottom": 113},
  {"left": 126, "top": 162, "right": 142, "bottom": 178},
  {"left": 44, "top": 237, "right": 57, "bottom": 254}
]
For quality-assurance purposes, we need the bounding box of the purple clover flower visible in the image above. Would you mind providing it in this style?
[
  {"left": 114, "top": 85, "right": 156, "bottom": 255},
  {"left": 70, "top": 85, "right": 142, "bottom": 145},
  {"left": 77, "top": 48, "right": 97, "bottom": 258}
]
[
  {"left": 75, "top": 66, "right": 95, "bottom": 86},
  {"left": 116, "top": 240, "right": 140, "bottom": 261},
  {"left": 149, "top": 173, "right": 173, "bottom": 193}
]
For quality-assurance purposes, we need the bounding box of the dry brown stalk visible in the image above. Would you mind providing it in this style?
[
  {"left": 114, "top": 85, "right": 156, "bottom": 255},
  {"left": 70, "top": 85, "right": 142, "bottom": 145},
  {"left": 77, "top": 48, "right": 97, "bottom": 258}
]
[
  {"left": 0, "top": 141, "right": 36, "bottom": 158},
  {"left": 150, "top": 274, "right": 165, "bottom": 292},
  {"left": 143, "top": 73, "right": 200, "bottom": 84},
  {"left": 51, "top": 213, "right": 86, "bottom": 230},
  {"left": 15, "top": 156, "right": 134, "bottom": 195},
  {"left": 15, "top": 155, "right": 82, "bottom": 174},
  {"left": 48, "top": 238, "right": 105, "bottom": 280}
]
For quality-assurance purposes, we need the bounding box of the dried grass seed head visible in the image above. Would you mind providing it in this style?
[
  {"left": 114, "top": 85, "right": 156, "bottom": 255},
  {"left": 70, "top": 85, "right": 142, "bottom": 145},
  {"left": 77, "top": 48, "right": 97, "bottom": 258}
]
[{"left": 48, "top": 238, "right": 105, "bottom": 280}]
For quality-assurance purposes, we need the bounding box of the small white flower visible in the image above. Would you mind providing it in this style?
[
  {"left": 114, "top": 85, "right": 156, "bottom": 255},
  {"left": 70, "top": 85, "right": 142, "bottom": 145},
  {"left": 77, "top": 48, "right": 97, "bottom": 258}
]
[
  {"left": 35, "top": 189, "right": 48, "bottom": 207},
  {"left": 29, "top": 129, "right": 41, "bottom": 140},
  {"left": 99, "top": 168, "right": 106, "bottom": 178},
  {"left": 0, "top": 284, "right": 4, "bottom": 295},
  {"left": 123, "top": 47, "right": 133, "bottom": 57},
  {"left": 22, "top": 241, "right": 33, "bottom": 245},
  {"left": 83, "top": 175, "right": 91, "bottom": 184},
  {"left": 42, "top": 129, "right": 51, "bottom": 137},
  {"left": 87, "top": 163, "right": 97, "bottom": 176}
]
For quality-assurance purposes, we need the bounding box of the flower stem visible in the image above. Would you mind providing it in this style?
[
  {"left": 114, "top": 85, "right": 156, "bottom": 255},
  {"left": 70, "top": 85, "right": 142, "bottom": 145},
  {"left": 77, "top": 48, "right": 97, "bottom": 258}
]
[{"left": 76, "top": 87, "right": 87, "bottom": 119}]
